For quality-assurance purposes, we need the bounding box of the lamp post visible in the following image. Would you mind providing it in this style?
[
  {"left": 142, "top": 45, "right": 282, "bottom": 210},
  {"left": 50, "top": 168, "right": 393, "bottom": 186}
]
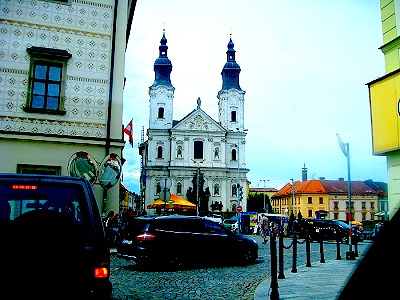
[
  {"left": 290, "top": 178, "right": 295, "bottom": 215},
  {"left": 236, "top": 128, "right": 248, "bottom": 232},
  {"left": 336, "top": 133, "right": 354, "bottom": 258},
  {"left": 260, "top": 179, "right": 269, "bottom": 212}
]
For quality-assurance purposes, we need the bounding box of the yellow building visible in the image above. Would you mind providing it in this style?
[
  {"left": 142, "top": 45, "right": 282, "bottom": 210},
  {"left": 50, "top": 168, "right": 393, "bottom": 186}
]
[
  {"left": 271, "top": 179, "right": 380, "bottom": 222},
  {"left": 368, "top": 0, "right": 400, "bottom": 218}
]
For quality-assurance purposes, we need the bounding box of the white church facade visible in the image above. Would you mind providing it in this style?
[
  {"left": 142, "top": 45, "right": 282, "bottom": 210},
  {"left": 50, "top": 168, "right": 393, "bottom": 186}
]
[{"left": 140, "top": 31, "right": 249, "bottom": 215}]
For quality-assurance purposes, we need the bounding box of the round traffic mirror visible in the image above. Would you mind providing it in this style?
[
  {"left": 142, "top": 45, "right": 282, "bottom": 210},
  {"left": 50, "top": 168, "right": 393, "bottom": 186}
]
[
  {"left": 99, "top": 153, "right": 122, "bottom": 189},
  {"left": 67, "top": 151, "right": 98, "bottom": 185}
]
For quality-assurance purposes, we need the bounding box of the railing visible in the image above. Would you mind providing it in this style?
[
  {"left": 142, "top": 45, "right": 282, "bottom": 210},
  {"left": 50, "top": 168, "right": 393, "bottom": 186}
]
[{"left": 269, "top": 229, "right": 359, "bottom": 300}]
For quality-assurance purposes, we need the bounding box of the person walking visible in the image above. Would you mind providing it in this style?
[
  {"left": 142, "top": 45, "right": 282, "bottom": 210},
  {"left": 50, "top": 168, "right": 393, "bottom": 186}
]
[{"left": 260, "top": 213, "right": 269, "bottom": 244}]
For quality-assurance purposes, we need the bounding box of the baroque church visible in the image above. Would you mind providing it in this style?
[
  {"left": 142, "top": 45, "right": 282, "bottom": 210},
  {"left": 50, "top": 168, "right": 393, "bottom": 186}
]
[{"left": 140, "top": 30, "right": 249, "bottom": 215}]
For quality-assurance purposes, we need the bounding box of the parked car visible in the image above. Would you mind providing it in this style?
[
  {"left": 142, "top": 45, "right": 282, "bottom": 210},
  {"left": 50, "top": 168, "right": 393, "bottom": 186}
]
[
  {"left": 0, "top": 174, "right": 112, "bottom": 299},
  {"left": 203, "top": 214, "right": 223, "bottom": 224},
  {"left": 117, "top": 215, "right": 258, "bottom": 269},
  {"left": 222, "top": 217, "right": 239, "bottom": 232},
  {"left": 297, "top": 219, "right": 363, "bottom": 244}
]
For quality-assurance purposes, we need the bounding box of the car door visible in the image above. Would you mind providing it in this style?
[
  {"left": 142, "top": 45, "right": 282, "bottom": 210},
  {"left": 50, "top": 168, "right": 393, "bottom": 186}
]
[{"left": 200, "top": 220, "right": 233, "bottom": 262}]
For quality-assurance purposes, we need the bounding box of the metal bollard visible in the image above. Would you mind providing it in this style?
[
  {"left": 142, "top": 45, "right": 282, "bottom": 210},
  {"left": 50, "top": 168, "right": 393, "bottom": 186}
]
[
  {"left": 270, "top": 234, "right": 279, "bottom": 300},
  {"left": 278, "top": 233, "right": 285, "bottom": 279},
  {"left": 306, "top": 234, "right": 311, "bottom": 267},
  {"left": 319, "top": 237, "right": 325, "bottom": 263},
  {"left": 291, "top": 234, "right": 297, "bottom": 273},
  {"left": 353, "top": 235, "right": 358, "bottom": 257}
]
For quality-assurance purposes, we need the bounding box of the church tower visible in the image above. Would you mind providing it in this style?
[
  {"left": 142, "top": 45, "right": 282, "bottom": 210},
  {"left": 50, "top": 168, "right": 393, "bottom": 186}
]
[
  {"left": 149, "top": 30, "right": 175, "bottom": 130},
  {"left": 217, "top": 36, "right": 245, "bottom": 132}
]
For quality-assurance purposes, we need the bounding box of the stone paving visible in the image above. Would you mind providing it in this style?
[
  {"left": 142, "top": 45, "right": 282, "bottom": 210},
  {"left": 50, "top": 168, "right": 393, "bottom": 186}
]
[{"left": 110, "top": 235, "right": 371, "bottom": 300}]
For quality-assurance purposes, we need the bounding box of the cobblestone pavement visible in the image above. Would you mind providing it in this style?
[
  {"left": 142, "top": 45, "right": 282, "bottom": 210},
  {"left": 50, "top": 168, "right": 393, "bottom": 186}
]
[{"left": 110, "top": 235, "right": 371, "bottom": 300}]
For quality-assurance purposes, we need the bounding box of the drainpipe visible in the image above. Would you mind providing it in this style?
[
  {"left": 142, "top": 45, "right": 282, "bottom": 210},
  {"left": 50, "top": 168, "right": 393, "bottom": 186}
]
[{"left": 102, "top": 0, "right": 119, "bottom": 215}]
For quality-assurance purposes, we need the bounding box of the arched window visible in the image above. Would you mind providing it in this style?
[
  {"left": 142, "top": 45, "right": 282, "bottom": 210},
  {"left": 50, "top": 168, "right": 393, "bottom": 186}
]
[
  {"left": 157, "top": 146, "right": 163, "bottom": 159},
  {"left": 214, "top": 147, "right": 220, "bottom": 159},
  {"left": 231, "top": 204, "right": 237, "bottom": 212},
  {"left": 231, "top": 110, "right": 237, "bottom": 122},
  {"left": 177, "top": 182, "right": 182, "bottom": 195},
  {"left": 158, "top": 107, "right": 164, "bottom": 119},
  {"left": 214, "top": 183, "right": 220, "bottom": 196},
  {"left": 232, "top": 184, "right": 237, "bottom": 196},
  {"left": 177, "top": 146, "right": 182, "bottom": 158},
  {"left": 231, "top": 149, "right": 237, "bottom": 161},
  {"left": 156, "top": 182, "right": 161, "bottom": 194}
]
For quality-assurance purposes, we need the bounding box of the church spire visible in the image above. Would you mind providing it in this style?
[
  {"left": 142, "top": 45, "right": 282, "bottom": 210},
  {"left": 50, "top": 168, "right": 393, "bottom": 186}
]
[
  {"left": 221, "top": 35, "right": 241, "bottom": 90},
  {"left": 152, "top": 29, "right": 173, "bottom": 87}
]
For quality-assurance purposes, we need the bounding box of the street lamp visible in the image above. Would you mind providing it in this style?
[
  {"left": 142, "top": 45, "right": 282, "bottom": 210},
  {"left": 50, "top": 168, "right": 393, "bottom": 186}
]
[
  {"left": 336, "top": 133, "right": 354, "bottom": 259},
  {"left": 260, "top": 179, "right": 269, "bottom": 212},
  {"left": 236, "top": 128, "right": 248, "bottom": 232},
  {"left": 290, "top": 178, "right": 295, "bottom": 215}
]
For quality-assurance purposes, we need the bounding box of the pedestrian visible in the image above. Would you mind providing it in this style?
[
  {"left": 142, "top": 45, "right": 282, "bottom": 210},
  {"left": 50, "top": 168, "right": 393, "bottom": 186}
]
[
  {"left": 260, "top": 213, "right": 269, "bottom": 244},
  {"left": 106, "top": 212, "right": 120, "bottom": 247}
]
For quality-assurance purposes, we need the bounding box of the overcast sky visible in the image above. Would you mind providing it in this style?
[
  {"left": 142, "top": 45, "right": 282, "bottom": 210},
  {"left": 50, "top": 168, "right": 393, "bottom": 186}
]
[{"left": 121, "top": 0, "right": 387, "bottom": 194}]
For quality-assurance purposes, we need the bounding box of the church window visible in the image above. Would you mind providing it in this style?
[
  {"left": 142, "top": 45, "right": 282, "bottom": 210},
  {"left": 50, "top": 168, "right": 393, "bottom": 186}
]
[
  {"left": 214, "top": 147, "right": 220, "bottom": 159},
  {"left": 177, "top": 182, "right": 182, "bottom": 195},
  {"left": 231, "top": 111, "right": 237, "bottom": 122},
  {"left": 157, "top": 146, "right": 163, "bottom": 159},
  {"left": 194, "top": 141, "right": 203, "bottom": 159},
  {"left": 158, "top": 107, "right": 164, "bottom": 119},
  {"left": 231, "top": 149, "right": 237, "bottom": 161},
  {"left": 231, "top": 204, "right": 237, "bottom": 212},
  {"left": 232, "top": 184, "right": 237, "bottom": 196},
  {"left": 214, "top": 183, "right": 220, "bottom": 196},
  {"left": 177, "top": 146, "right": 183, "bottom": 158}
]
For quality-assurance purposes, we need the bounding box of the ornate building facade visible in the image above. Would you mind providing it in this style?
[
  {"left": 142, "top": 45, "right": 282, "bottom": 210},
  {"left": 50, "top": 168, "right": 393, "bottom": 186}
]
[
  {"left": 0, "top": 0, "right": 137, "bottom": 215},
  {"left": 141, "top": 31, "right": 249, "bottom": 215}
]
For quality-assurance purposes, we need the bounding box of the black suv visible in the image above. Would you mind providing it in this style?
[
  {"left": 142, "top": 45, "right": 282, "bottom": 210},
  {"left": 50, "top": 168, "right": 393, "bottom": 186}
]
[
  {"left": 298, "top": 219, "right": 362, "bottom": 244},
  {"left": 0, "top": 174, "right": 112, "bottom": 299},
  {"left": 117, "top": 215, "right": 258, "bottom": 269}
]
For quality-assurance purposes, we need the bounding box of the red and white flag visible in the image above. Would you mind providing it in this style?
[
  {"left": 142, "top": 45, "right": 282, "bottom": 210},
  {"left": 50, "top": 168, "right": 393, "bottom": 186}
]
[{"left": 123, "top": 119, "right": 133, "bottom": 147}]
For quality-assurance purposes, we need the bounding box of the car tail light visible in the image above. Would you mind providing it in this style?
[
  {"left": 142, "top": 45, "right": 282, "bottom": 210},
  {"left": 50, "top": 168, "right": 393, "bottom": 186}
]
[
  {"left": 94, "top": 267, "right": 109, "bottom": 279},
  {"left": 135, "top": 232, "right": 156, "bottom": 241},
  {"left": 12, "top": 184, "right": 38, "bottom": 190}
]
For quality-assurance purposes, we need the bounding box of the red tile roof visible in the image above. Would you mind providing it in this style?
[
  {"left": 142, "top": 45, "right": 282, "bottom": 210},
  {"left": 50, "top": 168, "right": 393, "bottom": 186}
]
[{"left": 272, "top": 180, "right": 379, "bottom": 198}]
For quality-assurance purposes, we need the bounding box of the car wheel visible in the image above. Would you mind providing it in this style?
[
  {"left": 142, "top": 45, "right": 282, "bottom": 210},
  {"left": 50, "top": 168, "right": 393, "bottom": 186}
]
[
  {"left": 168, "top": 255, "right": 184, "bottom": 269},
  {"left": 241, "top": 248, "right": 257, "bottom": 265}
]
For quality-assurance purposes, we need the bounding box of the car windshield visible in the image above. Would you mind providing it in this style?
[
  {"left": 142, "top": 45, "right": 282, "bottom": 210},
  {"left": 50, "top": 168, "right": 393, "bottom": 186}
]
[
  {"left": 0, "top": 181, "right": 89, "bottom": 226},
  {"left": 224, "top": 219, "right": 237, "bottom": 224},
  {"left": 336, "top": 220, "right": 350, "bottom": 229}
]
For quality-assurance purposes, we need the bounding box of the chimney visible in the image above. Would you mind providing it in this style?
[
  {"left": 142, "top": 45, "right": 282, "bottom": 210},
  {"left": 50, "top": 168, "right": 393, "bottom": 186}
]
[{"left": 302, "top": 163, "right": 308, "bottom": 181}]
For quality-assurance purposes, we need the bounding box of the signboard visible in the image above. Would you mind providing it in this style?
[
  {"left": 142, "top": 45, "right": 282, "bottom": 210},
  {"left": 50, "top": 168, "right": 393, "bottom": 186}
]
[{"left": 367, "top": 69, "right": 400, "bottom": 154}]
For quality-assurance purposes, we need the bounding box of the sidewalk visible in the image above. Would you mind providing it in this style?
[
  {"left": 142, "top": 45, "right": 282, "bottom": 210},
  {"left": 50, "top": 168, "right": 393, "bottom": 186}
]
[{"left": 254, "top": 254, "right": 365, "bottom": 300}]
